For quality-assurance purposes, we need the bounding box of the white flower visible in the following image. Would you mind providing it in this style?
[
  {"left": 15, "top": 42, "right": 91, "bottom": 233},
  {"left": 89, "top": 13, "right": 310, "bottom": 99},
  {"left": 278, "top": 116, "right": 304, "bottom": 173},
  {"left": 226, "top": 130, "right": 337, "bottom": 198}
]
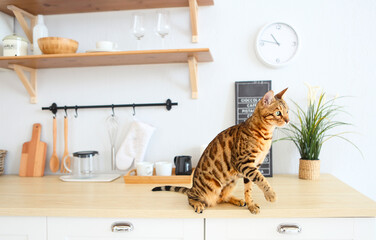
[
  {"left": 321, "top": 91, "right": 326, "bottom": 104},
  {"left": 305, "top": 82, "right": 321, "bottom": 106}
]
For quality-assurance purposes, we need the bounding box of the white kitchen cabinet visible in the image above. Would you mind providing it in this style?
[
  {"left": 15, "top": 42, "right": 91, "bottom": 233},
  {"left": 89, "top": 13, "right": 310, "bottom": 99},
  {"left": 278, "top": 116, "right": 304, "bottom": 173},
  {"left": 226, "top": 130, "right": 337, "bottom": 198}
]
[
  {"left": 1, "top": 216, "right": 376, "bottom": 240},
  {"left": 205, "top": 218, "right": 376, "bottom": 240},
  {"left": 0, "top": 216, "right": 46, "bottom": 240},
  {"left": 47, "top": 217, "right": 204, "bottom": 240}
]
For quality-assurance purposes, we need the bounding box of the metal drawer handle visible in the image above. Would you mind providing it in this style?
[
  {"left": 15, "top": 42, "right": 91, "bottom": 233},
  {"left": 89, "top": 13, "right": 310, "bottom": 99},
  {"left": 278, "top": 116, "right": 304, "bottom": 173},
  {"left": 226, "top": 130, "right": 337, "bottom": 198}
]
[
  {"left": 111, "top": 222, "right": 134, "bottom": 232},
  {"left": 277, "top": 224, "right": 301, "bottom": 234}
]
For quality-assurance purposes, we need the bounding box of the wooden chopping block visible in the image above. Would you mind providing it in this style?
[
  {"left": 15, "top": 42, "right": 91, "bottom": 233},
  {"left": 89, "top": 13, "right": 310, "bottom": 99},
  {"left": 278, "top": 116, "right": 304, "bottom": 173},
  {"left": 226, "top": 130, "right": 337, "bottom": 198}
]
[{"left": 19, "top": 123, "right": 47, "bottom": 177}]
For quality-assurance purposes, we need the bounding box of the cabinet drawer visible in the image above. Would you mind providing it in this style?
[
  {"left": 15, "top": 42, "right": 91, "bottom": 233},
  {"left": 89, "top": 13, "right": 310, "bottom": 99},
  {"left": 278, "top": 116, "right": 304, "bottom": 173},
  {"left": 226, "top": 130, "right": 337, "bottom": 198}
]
[
  {"left": 206, "top": 218, "right": 371, "bottom": 240},
  {"left": 48, "top": 217, "right": 203, "bottom": 240},
  {"left": 0, "top": 216, "right": 46, "bottom": 240}
]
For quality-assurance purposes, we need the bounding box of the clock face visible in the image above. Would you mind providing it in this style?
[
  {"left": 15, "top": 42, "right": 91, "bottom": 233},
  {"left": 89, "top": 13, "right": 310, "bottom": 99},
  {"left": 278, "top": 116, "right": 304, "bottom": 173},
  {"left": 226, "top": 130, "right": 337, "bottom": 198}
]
[{"left": 255, "top": 22, "right": 299, "bottom": 67}]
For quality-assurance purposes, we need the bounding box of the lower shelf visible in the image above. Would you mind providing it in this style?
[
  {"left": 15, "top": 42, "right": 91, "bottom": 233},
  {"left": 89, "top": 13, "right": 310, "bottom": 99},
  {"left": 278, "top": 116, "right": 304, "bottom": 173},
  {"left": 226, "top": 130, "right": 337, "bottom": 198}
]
[
  {"left": 0, "top": 48, "right": 213, "bottom": 103},
  {"left": 0, "top": 48, "right": 213, "bottom": 69}
]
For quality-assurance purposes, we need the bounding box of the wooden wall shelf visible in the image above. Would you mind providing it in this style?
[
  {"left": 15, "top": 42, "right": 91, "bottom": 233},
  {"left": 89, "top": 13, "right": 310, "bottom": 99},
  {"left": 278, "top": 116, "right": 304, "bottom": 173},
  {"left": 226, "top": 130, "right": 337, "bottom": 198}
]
[
  {"left": 0, "top": 49, "right": 213, "bottom": 69},
  {"left": 0, "top": 1, "right": 215, "bottom": 103},
  {"left": 0, "top": 48, "right": 213, "bottom": 103},
  {"left": 1, "top": 0, "right": 214, "bottom": 43}
]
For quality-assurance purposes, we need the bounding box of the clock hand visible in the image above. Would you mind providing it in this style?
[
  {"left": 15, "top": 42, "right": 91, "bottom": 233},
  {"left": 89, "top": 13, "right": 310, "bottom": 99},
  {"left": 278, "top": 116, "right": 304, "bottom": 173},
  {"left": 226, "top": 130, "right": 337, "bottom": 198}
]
[
  {"left": 260, "top": 40, "right": 279, "bottom": 45},
  {"left": 271, "top": 34, "right": 280, "bottom": 46}
]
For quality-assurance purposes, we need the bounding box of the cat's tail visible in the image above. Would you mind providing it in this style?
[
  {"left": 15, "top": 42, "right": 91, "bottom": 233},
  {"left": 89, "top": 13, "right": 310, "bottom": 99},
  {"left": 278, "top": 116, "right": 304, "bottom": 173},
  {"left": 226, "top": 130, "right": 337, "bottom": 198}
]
[{"left": 152, "top": 186, "right": 189, "bottom": 195}]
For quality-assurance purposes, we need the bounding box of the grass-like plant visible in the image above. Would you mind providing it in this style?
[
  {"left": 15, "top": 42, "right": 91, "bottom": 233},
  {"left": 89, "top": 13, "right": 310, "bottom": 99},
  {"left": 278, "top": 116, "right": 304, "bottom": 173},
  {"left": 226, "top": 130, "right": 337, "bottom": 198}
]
[{"left": 278, "top": 84, "right": 361, "bottom": 160}]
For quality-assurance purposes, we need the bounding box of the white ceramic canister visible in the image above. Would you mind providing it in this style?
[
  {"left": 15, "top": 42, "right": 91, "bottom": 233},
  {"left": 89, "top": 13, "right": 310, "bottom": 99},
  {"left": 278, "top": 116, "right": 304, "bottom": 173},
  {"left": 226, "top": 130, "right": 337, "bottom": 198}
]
[{"left": 2, "top": 34, "right": 28, "bottom": 56}]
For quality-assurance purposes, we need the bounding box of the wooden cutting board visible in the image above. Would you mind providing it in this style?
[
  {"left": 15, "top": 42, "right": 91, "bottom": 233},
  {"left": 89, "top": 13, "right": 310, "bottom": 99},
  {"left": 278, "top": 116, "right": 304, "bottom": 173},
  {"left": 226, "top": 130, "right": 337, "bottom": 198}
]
[{"left": 19, "top": 123, "right": 47, "bottom": 177}]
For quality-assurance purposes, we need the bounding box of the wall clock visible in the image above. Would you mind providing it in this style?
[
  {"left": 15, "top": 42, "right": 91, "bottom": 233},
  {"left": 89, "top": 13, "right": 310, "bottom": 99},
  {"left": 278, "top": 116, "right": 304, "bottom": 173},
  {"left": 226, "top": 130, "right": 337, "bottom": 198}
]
[{"left": 255, "top": 22, "right": 299, "bottom": 68}]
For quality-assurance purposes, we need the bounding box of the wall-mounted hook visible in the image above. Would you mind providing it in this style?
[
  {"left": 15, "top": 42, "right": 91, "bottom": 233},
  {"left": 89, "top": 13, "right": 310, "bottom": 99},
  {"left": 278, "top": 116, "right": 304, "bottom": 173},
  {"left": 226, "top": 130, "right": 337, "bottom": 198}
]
[
  {"left": 64, "top": 106, "right": 68, "bottom": 118},
  {"left": 132, "top": 104, "right": 136, "bottom": 116},
  {"left": 111, "top": 104, "right": 115, "bottom": 117},
  {"left": 74, "top": 105, "right": 78, "bottom": 118}
]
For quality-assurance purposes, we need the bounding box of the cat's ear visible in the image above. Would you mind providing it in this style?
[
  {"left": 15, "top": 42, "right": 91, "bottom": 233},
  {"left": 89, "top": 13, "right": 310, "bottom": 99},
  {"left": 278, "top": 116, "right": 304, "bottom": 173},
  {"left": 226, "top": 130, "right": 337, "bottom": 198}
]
[
  {"left": 262, "top": 90, "right": 274, "bottom": 106},
  {"left": 275, "top": 88, "right": 288, "bottom": 99}
]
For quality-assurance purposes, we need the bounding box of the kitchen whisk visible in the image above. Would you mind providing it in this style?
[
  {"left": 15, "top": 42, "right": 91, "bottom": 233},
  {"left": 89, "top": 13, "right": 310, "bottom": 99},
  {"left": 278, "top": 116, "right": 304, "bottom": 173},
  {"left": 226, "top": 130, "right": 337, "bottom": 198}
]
[{"left": 106, "top": 114, "right": 119, "bottom": 171}]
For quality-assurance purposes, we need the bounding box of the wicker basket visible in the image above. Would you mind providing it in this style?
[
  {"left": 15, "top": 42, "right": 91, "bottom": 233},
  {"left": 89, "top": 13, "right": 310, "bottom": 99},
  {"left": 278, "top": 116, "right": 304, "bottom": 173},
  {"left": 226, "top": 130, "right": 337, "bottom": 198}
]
[
  {"left": 0, "top": 150, "right": 7, "bottom": 175},
  {"left": 299, "top": 159, "right": 320, "bottom": 180}
]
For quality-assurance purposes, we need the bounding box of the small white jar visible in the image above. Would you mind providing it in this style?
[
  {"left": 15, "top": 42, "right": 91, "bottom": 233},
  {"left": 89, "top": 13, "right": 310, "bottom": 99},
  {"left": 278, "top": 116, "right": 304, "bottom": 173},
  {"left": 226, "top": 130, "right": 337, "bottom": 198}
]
[{"left": 2, "top": 34, "right": 28, "bottom": 56}]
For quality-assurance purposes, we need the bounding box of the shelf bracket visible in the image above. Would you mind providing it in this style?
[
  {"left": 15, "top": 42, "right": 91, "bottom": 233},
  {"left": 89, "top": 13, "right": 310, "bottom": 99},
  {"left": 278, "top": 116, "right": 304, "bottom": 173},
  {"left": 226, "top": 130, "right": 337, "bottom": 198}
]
[
  {"left": 9, "top": 64, "right": 38, "bottom": 104},
  {"left": 188, "top": 56, "right": 198, "bottom": 99},
  {"left": 188, "top": 0, "right": 199, "bottom": 43},
  {"left": 7, "top": 5, "right": 37, "bottom": 43}
]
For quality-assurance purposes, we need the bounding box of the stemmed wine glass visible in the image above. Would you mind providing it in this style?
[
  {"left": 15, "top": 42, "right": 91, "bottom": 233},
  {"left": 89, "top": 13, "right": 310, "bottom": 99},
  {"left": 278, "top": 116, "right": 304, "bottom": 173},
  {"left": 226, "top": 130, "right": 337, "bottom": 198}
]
[
  {"left": 132, "top": 13, "right": 145, "bottom": 50},
  {"left": 156, "top": 10, "right": 170, "bottom": 49}
]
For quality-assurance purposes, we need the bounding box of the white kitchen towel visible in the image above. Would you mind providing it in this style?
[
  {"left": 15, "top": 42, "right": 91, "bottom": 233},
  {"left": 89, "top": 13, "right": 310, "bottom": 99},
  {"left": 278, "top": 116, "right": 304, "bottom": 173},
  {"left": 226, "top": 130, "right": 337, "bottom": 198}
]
[{"left": 116, "top": 120, "right": 156, "bottom": 170}]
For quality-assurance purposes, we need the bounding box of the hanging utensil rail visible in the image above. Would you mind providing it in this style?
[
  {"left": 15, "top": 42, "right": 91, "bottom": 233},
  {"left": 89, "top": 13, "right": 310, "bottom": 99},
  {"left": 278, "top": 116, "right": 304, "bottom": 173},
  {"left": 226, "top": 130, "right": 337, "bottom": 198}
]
[{"left": 42, "top": 99, "right": 178, "bottom": 116}]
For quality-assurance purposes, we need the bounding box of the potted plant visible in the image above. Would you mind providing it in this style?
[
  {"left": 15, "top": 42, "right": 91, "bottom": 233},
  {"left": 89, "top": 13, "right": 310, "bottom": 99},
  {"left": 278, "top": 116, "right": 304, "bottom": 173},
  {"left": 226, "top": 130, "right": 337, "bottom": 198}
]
[{"left": 278, "top": 84, "right": 361, "bottom": 180}]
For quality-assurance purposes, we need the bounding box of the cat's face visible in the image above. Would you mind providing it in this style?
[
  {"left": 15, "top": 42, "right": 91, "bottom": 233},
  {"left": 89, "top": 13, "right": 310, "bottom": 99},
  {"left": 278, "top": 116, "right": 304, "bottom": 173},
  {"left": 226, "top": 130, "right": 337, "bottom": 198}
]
[{"left": 258, "top": 88, "right": 290, "bottom": 127}]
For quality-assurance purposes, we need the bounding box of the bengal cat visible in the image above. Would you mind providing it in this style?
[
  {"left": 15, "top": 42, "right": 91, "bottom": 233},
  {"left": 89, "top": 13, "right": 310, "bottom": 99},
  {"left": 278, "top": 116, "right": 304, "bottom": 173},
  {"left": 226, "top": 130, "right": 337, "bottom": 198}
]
[{"left": 152, "top": 88, "right": 289, "bottom": 214}]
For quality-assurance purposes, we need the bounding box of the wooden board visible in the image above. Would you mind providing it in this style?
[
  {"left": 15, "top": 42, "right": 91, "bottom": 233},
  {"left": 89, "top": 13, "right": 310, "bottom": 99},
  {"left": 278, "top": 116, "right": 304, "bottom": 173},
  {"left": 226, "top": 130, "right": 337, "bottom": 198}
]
[
  {"left": 124, "top": 168, "right": 194, "bottom": 184},
  {"left": 19, "top": 123, "right": 47, "bottom": 177},
  {"left": 0, "top": 0, "right": 214, "bottom": 16},
  {"left": 0, "top": 48, "right": 213, "bottom": 70}
]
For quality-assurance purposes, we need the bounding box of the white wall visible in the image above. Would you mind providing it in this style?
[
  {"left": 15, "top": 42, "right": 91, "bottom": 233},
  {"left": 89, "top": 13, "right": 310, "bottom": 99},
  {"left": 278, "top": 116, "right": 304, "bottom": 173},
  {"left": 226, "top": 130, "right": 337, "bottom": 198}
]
[
  {"left": 1, "top": 0, "right": 375, "bottom": 201},
  {"left": 0, "top": 12, "right": 12, "bottom": 61}
]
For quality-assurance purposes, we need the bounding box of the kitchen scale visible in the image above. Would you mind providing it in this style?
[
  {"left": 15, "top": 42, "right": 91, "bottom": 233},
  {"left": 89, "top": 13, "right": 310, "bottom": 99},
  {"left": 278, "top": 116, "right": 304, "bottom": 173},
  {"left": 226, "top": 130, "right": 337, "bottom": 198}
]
[{"left": 60, "top": 173, "right": 120, "bottom": 182}]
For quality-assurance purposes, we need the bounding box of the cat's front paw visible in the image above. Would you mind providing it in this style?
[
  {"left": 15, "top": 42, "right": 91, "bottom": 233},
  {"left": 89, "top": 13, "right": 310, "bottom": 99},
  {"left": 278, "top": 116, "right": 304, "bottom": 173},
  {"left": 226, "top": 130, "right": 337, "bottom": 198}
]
[
  {"left": 264, "top": 190, "right": 277, "bottom": 202},
  {"left": 247, "top": 203, "right": 260, "bottom": 214},
  {"left": 191, "top": 202, "right": 205, "bottom": 214}
]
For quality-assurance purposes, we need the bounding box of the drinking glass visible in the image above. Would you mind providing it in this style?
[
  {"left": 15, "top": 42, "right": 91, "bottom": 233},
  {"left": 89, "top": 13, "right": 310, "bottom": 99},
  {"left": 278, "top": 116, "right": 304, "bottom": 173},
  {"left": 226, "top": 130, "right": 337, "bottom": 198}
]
[
  {"left": 156, "top": 10, "right": 170, "bottom": 48},
  {"left": 132, "top": 13, "right": 145, "bottom": 50}
]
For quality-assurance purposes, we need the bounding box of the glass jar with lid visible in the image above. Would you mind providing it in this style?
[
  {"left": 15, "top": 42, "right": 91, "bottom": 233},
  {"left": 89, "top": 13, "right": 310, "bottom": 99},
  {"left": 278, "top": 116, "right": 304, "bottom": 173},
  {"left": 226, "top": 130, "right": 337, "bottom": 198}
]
[{"left": 2, "top": 34, "right": 28, "bottom": 56}]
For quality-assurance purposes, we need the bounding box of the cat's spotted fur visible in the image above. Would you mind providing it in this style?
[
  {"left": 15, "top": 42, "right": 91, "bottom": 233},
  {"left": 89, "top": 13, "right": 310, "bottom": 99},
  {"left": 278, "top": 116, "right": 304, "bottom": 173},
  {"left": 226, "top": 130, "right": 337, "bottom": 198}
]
[{"left": 152, "top": 88, "right": 289, "bottom": 214}]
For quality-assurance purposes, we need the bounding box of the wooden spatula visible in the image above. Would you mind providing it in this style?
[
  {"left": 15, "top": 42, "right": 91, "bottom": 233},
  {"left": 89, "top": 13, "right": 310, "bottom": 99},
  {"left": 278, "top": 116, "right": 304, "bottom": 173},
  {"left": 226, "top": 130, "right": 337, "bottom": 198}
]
[
  {"left": 49, "top": 117, "right": 59, "bottom": 172},
  {"left": 61, "top": 117, "right": 70, "bottom": 173},
  {"left": 19, "top": 123, "right": 47, "bottom": 177}
]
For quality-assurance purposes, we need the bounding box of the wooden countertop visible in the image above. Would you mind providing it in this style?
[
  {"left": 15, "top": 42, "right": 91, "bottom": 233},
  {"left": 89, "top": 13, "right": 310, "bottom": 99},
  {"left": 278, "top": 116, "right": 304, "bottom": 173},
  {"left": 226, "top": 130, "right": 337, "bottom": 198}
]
[{"left": 0, "top": 174, "right": 375, "bottom": 218}]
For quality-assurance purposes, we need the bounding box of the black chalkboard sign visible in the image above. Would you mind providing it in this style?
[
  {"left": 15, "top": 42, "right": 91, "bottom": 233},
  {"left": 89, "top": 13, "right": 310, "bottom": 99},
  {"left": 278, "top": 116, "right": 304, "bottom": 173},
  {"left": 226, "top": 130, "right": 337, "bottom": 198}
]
[{"left": 235, "top": 81, "right": 273, "bottom": 177}]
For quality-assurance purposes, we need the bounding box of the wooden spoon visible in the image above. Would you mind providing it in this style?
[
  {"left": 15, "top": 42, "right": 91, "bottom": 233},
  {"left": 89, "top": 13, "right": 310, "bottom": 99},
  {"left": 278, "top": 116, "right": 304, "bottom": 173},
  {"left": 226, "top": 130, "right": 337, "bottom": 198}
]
[
  {"left": 49, "top": 117, "right": 59, "bottom": 172},
  {"left": 61, "top": 117, "right": 70, "bottom": 173}
]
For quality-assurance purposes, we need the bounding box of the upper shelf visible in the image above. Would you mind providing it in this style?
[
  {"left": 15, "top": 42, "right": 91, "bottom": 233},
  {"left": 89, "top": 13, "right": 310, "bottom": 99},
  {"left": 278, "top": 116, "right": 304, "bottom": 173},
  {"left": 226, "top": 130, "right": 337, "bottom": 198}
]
[
  {"left": 0, "top": 0, "right": 214, "bottom": 16},
  {"left": 2, "top": 0, "right": 213, "bottom": 43},
  {"left": 0, "top": 48, "right": 213, "bottom": 69}
]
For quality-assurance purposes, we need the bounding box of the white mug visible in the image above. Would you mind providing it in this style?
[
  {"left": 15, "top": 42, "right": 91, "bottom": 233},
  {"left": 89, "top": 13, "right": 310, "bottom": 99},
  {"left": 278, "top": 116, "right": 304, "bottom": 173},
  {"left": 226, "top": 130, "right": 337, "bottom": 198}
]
[
  {"left": 155, "top": 161, "right": 172, "bottom": 176},
  {"left": 136, "top": 162, "right": 154, "bottom": 176},
  {"left": 96, "top": 41, "right": 117, "bottom": 50}
]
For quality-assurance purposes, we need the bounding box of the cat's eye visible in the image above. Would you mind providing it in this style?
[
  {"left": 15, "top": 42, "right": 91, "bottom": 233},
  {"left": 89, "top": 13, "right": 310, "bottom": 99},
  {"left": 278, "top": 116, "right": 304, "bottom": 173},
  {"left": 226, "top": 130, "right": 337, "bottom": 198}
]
[{"left": 276, "top": 111, "right": 281, "bottom": 116}]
